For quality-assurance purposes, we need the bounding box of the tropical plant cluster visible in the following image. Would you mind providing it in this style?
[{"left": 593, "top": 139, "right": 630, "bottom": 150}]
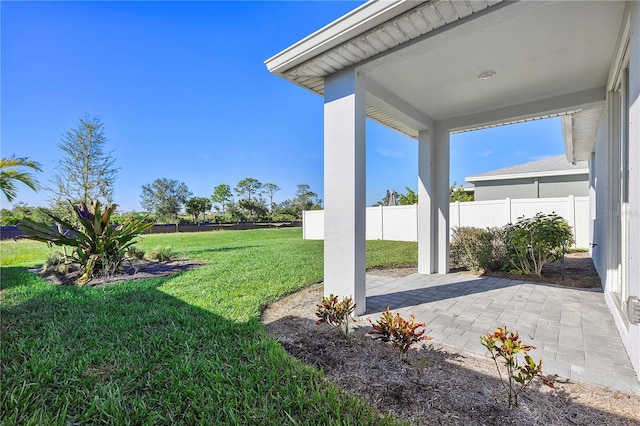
[
  {"left": 368, "top": 308, "right": 431, "bottom": 357},
  {"left": 18, "top": 200, "right": 153, "bottom": 284},
  {"left": 315, "top": 294, "right": 357, "bottom": 336},
  {"left": 481, "top": 325, "right": 552, "bottom": 408},
  {"left": 450, "top": 212, "right": 574, "bottom": 276}
]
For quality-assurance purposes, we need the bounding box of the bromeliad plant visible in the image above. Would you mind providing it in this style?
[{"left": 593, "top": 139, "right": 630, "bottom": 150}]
[
  {"left": 19, "top": 200, "right": 154, "bottom": 284},
  {"left": 369, "top": 308, "right": 431, "bottom": 358},
  {"left": 480, "top": 325, "right": 553, "bottom": 408},
  {"left": 315, "top": 294, "right": 357, "bottom": 335}
]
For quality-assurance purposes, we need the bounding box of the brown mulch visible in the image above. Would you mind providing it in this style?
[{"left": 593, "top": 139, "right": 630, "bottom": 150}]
[
  {"left": 368, "top": 253, "right": 602, "bottom": 289},
  {"left": 32, "top": 259, "right": 205, "bottom": 286},
  {"left": 262, "top": 254, "right": 640, "bottom": 425}
]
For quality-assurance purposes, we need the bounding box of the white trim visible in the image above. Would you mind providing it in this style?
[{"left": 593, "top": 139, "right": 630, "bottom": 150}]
[
  {"left": 466, "top": 169, "right": 588, "bottom": 183},
  {"left": 562, "top": 115, "right": 574, "bottom": 163},
  {"left": 442, "top": 87, "right": 605, "bottom": 133},
  {"left": 264, "top": 1, "right": 419, "bottom": 74}
]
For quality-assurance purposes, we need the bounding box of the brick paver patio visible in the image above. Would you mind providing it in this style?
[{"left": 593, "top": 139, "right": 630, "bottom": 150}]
[{"left": 364, "top": 272, "right": 640, "bottom": 395}]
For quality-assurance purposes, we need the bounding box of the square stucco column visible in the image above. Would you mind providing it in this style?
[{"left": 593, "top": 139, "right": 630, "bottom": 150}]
[
  {"left": 417, "top": 124, "right": 450, "bottom": 274},
  {"left": 324, "top": 69, "right": 366, "bottom": 315}
]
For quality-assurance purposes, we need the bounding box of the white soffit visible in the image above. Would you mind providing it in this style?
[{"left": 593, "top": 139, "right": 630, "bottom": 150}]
[
  {"left": 563, "top": 107, "right": 604, "bottom": 163},
  {"left": 265, "top": 0, "right": 623, "bottom": 139}
]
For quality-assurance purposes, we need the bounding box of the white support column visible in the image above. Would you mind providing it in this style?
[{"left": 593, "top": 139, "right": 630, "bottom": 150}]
[
  {"left": 417, "top": 129, "right": 434, "bottom": 274},
  {"left": 433, "top": 124, "right": 451, "bottom": 273},
  {"left": 323, "top": 68, "right": 366, "bottom": 315}
]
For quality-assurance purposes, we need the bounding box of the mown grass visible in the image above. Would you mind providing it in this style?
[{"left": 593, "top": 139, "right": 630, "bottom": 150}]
[{"left": 1, "top": 228, "right": 417, "bottom": 425}]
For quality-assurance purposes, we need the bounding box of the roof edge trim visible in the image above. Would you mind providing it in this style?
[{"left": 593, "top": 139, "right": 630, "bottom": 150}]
[
  {"left": 264, "top": 0, "right": 420, "bottom": 74},
  {"left": 466, "top": 169, "right": 589, "bottom": 183}
]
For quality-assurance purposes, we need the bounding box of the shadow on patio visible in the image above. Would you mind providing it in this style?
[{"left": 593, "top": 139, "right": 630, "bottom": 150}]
[{"left": 364, "top": 272, "right": 640, "bottom": 395}]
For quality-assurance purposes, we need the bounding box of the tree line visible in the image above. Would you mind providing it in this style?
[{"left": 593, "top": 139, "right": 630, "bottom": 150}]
[
  {"left": 1, "top": 115, "right": 471, "bottom": 226},
  {"left": 139, "top": 177, "right": 322, "bottom": 223},
  {"left": 0, "top": 116, "right": 322, "bottom": 225}
]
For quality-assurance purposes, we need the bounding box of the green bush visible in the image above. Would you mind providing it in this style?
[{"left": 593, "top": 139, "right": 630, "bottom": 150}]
[
  {"left": 126, "top": 246, "right": 146, "bottom": 260},
  {"left": 503, "top": 212, "right": 573, "bottom": 276},
  {"left": 148, "top": 246, "right": 173, "bottom": 262},
  {"left": 450, "top": 227, "right": 506, "bottom": 272},
  {"left": 19, "top": 200, "right": 154, "bottom": 284}
]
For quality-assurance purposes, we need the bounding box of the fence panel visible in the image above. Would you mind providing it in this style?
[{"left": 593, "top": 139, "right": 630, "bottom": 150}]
[
  {"left": 302, "top": 196, "right": 590, "bottom": 248},
  {"left": 366, "top": 207, "right": 383, "bottom": 240},
  {"left": 382, "top": 205, "right": 418, "bottom": 242},
  {"left": 302, "top": 210, "right": 324, "bottom": 240}
]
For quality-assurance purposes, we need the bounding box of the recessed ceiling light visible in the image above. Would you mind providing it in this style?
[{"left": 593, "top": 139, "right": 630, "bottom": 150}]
[{"left": 478, "top": 71, "right": 496, "bottom": 80}]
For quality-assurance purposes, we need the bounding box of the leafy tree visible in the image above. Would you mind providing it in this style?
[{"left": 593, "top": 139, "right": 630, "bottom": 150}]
[
  {"left": 185, "top": 197, "right": 212, "bottom": 222},
  {"left": 293, "top": 184, "right": 322, "bottom": 217},
  {"left": 263, "top": 183, "right": 281, "bottom": 211},
  {"left": 450, "top": 181, "right": 474, "bottom": 202},
  {"left": 238, "top": 199, "right": 269, "bottom": 221},
  {"left": 211, "top": 184, "right": 233, "bottom": 215},
  {"left": 399, "top": 187, "right": 418, "bottom": 205},
  {"left": 140, "top": 178, "right": 192, "bottom": 221},
  {"left": 234, "top": 178, "right": 262, "bottom": 203},
  {"left": 0, "top": 156, "right": 42, "bottom": 202},
  {"left": 50, "top": 116, "right": 118, "bottom": 205}
]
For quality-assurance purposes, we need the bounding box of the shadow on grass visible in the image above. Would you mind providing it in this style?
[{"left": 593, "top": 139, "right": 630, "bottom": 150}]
[
  {"left": 178, "top": 245, "right": 260, "bottom": 257},
  {"left": 0, "top": 266, "right": 44, "bottom": 291},
  {"left": 0, "top": 270, "right": 395, "bottom": 426}
]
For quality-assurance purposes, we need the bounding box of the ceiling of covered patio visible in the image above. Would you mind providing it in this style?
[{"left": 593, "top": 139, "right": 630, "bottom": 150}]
[{"left": 267, "top": 0, "right": 625, "bottom": 151}]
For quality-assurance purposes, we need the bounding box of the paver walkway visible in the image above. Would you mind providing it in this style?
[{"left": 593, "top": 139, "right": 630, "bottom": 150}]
[{"left": 365, "top": 272, "right": 640, "bottom": 395}]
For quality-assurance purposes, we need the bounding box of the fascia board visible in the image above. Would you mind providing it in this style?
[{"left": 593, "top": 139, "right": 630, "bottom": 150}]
[
  {"left": 264, "top": 0, "right": 420, "bottom": 74},
  {"left": 466, "top": 169, "right": 589, "bottom": 183}
]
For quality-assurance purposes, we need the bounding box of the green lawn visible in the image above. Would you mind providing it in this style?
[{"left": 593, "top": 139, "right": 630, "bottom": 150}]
[{"left": 1, "top": 228, "right": 417, "bottom": 425}]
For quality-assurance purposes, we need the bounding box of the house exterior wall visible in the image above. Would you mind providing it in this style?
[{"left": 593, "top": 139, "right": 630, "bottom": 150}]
[
  {"left": 473, "top": 175, "right": 588, "bottom": 201},
  {"left": 473, "top": 178, "right": 536, "bottom": 201},
  {"left": 538, "top": 175, "right": 589, "bottom": 198},
  {"left": 591, "top": 1, "right": 640, "bottom": 377},
  {"left": 625, "top": 0, "right": 640, "bottom": 375},
  {"left": 591, "top": 103, "right": 609, "bottom": 281}
]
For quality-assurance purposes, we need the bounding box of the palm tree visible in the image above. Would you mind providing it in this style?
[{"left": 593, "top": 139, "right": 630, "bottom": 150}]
[{"left": 0, "top": 156, "right": 42, "bottom": 202}]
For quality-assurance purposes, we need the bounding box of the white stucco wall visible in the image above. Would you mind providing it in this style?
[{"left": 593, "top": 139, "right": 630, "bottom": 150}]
[{"left": 624, "top": 0, "right": 640, "bottom": 375}]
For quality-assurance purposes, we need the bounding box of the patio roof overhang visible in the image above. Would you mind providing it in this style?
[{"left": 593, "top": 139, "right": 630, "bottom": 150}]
[{"left": 265, "top": 0, "right": 625, "bottom": 156}]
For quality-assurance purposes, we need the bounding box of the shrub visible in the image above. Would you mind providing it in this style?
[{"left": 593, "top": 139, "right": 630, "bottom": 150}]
[
  {"left": 42, "top": 251, "right": 68, "bottom": 273},
  {"left": 503, "top": 213, "right": 574, "bottom": 275},
  {"left": 369, "top": 309, "right": 431, "bottom": 357},
  {"left": 126, "top": 246, "right": 146, "bottom": 260},
  {"left": 480, "top": 325, "right": 553, "bottom": 408},
  {"left": 148, "top": 246, "right": 173, "bottom": 262},
  {"left": 450, "top": 227, "right": 506, "bottom": 271},
  {"left": 19, "top": 200, "right": 154, "bottom": 284},
  {"left": 315, "top": 294, "right": 357, "bottom": 335}
]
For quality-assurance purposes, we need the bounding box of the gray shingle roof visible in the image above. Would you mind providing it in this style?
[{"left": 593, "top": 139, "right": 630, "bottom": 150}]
[{"left": 466, "top": 155, "right": 588, "bottom": 182}]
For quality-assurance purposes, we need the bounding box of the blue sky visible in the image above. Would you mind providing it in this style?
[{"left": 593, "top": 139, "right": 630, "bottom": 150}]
[{"left": 2, "top": 1, "right": 566, "bottom": 212}]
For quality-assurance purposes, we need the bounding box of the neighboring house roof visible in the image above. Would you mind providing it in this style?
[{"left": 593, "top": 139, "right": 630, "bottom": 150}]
[{"left": 465, "top": 155, "right": 588, "bottom": 183}]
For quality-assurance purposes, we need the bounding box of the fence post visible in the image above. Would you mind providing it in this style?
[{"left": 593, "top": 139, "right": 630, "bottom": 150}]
[
  {"left": 567, "top": 195, "right": 576, "bottom": 247},
  {"left": 302, "top": 211, "right": 306, "bottom": 240},
  {"left": 453, "top": 201, "right": 461, "bottom": 229},
  {"left": 379, "top": 205, "right": 384, "bottom": 240},
  {"left": 505, "top": 197, "right": 512, "bottom": 223}
]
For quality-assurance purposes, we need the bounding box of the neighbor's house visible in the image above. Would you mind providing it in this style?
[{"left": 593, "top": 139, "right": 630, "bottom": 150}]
[
  {"left": 466, "top": 155, "right": 589, "bottom": 201},
  {"left": 266, "top": 1, "right": 639, "bottom": 377}
]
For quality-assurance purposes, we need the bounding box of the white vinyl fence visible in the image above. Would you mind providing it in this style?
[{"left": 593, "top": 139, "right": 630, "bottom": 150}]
[{"left": 302, "top": 195, "right": 589, "bottom": 248}]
